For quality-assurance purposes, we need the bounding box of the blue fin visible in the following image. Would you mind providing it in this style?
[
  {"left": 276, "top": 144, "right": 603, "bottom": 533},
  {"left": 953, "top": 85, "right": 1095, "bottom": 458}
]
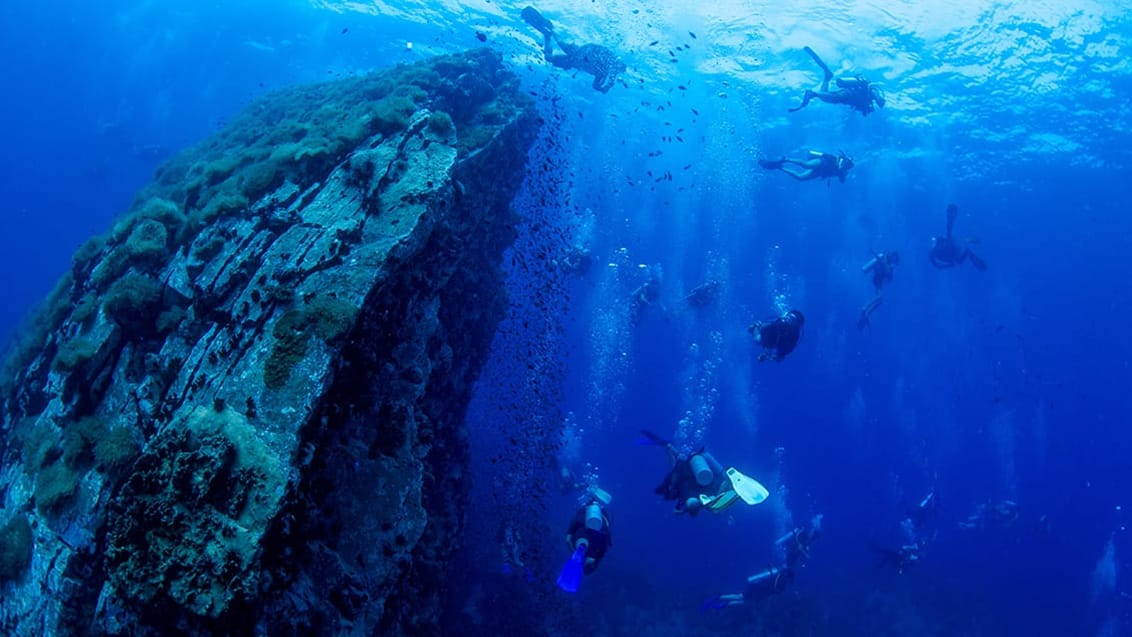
[{"left": 557, "top": 545, "right": 586, "bottom": 593}]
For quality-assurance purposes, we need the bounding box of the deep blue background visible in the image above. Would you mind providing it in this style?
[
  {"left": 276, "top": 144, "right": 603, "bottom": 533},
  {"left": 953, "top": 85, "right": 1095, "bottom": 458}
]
[{"left": 2, "top": 1, "right": 1130, "bottom": 634}]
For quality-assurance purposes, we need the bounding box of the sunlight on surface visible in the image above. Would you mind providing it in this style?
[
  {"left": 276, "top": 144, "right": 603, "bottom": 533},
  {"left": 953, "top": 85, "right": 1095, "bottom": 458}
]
[{"left": 303, "top": 0, "right": 1130, "bottom": 170}]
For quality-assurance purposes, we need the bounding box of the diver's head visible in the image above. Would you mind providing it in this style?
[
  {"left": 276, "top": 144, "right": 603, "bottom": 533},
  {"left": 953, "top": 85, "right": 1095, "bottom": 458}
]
[
  {"left": 786, "top": 309, "right": 805, "bottom": 326},
  {"left": 838, "top": 154, "right": 855, "bottom": 171},
  {"left": 887, "top": 251, "right": 901, "bottom": 266}
]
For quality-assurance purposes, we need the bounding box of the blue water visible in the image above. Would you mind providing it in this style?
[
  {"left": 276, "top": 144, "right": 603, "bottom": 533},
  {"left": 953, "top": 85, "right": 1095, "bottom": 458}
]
[{"left": 3, "top": 1, "right": 1131, "bottom": 634}]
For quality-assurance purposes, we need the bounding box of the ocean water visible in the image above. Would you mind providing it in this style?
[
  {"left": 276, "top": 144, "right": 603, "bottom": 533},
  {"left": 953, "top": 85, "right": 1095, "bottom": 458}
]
[{"left": 2, "top": 0, "right": 1130, "bottom": 634}]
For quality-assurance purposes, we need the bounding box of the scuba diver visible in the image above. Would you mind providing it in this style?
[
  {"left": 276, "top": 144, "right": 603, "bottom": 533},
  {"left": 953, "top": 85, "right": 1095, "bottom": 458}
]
[
  {"left": 873, "top": 489, "right": 936, "bottom": 575},
  {"left": 521, "top": 6, "right": 627, "bottom": 93},
  {"left": 759, "top": 149, "right": 854, "bottom": 183},
  {"left": 899, "top": 489, "right": 939, "bottom": 548},
  {"left": 779, "top": 514, "right": 823, "bottom": 567},
  {"left": 874, "top": 541, "right": 922, "bottom": 575},
  {"left": 863, "top": 251, "right": 900, "bottom": 294},
  {"left": 858, "top": 250, "right": 900, "bottom": 330},
  {"left": 929, "top": 203, "right": 988, "bottom": 271},
  {"left": 958, "top": 499, "right": 1020, "bottom": 531},
  {"left": 749, "top": 309, "right": 805, "bottom": 362},
  {"left": 641, "top": 429, "right": 768, "bottom": 516},
  {"left": 702, "top": 514, "right": 823, "bottom": 610},
  {"left": 903, "top": 490, "right": 938, "bottom": 532},
  {"left": 788, "top": 46, "right": 886, "bottom": 116},
  {"left": 629, "top": 267, "right": 664, "bottom": 325},
  {"left": 557, "top": 488, "right": 613, "bottom": 593},
  {"left": 684, "top": 279, "right": 721, "bottom": 309}
]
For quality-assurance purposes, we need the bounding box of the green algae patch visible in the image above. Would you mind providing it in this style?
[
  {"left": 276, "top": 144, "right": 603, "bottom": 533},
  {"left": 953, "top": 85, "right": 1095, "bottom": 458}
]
[
  {"left": 124, "top": 219, "right": 170, "bottom": 269},
  {"left": 34, "top": 462, "right": 83, "bottom": 515},
  {"left": 103, "top": 273, "right": 162, "bottom": 334},
  {"left": 264, "top": 294, "right": 356, "bottom": 389},
  {"left": 52, "top": 336, "right": 100, "bottom": 373},
  {"left": 0, "top": 514, "right": 33, "bottom": 584}
]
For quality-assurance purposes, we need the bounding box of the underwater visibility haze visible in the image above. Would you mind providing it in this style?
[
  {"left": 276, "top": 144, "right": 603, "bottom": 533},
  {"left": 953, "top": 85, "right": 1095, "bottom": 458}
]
[{"left": 1, "top": 0, "right": 1131, "bottom": 635}]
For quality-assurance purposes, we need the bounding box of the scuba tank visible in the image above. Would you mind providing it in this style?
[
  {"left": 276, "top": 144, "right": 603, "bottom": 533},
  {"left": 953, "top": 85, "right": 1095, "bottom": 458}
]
[{"left": 835, "top": 75, "right": 869, "bottom": 90}]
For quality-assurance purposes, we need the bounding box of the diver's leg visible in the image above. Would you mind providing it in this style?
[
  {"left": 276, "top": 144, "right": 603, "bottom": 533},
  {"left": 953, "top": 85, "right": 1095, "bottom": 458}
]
[
  {"left": 548, "top": 53, "right": 572, "bottom": 69},
  {"left": 783, "top": 157, "right": 821, "bottom": 169},
  {"left": 521, "top": 6, "right": 555, "bottom": 38},
  {"left": 804, "top": 46, "right": 834, "bottom": 90},
  {"left": 858, "top": 294, "right": 883, "bottom": 330},
  {"left": 780, "top": 166, "right": 813, "bottom": 181},
  {"left": 788, "top": 90, "right": 816, "bottom": 112},
  {"left": 966, "top": 250, "right": 988, "bottom": 271}
]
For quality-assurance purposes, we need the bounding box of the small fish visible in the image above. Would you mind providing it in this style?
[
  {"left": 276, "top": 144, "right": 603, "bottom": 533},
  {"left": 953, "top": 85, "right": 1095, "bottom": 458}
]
[
  {"left": 677, "top": 85, "right": 687, "bottom": 91},
  {"left": 649, "top": 40, "right": 659, "bottom": 46},
  {"left": 683, "top": 164, "right": 692, "bottom": 170},
  {"left": 692, "top": 108, "right": 699, "bottom": 115},
  {"left": 669, "top": 50, "right": 675, "bottom": 57},
  {"left": 676, "top": 136, "right": 684, "bottom": 142},
  {"left": 689, "top": 31, "right": 697, "bottom": 39},
  {"left": 475, "top": 31, "right": 487, "bottom": 42}
]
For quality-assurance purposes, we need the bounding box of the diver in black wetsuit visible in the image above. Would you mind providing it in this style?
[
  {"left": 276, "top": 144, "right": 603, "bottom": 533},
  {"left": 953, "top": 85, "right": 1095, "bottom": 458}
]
[
  {"left": 564, "top": 497, "right": 612, "bottom": 574},
  {"left": 875, "top": 542, "right": 922, "bottom": 574},
  {"left": 521, "top": 6, "right": 626, "bottom": 93},
  {"left": 858, "top": 250, "right": 900, "bottom": 330},
  {"left": 958, "top": 499, "right": 1020, "bottom": 530},
  {"left": 702, "top": 515, "right": 823, "bottom": 611},
  {"left": 789, "top": 46, "right": 886, "bottom": 116},
  {"left": 929, "top": 204, "right": 987, "bottom": 271},
  {"left": 749, "top": 309, "right": 805, "bottom": 362},
  {"left": 759, "top": 149, "right": 854, "bottom": 183}
]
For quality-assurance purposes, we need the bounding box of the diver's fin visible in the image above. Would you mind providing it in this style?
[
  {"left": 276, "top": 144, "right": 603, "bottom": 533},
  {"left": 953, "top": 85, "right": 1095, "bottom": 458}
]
[
  {"left": 857, "top": 311, "right": 870, "bottom": 331},
  {"left": 521, "top": 6, "right": 555, "bottom": 38},
  {"left": 967, "top": 251, "right": 988, "bottom": 272},
  {"left": 726, "top": 467, "right": 769, "bottom": 505},
  {"left": 945, "top": 203, "right": 958, "bottom": 236},
  {"left": 803, "top": 46, "right": 834, "bottom": 81},
  {"left": 700, "top": 490, "right": 741, "bottom": 512},
  {"left": 758, "top": 158, "right": 783, "bottom": 170},
  {"left": 557, "top": 544, "right": 586, "bottom": 593},
  {"left": 700, "top": 595, "right": 728, "bottom": 613},
  {"left": 637, "top": 429, "right": 671, "bottom": 446}
]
